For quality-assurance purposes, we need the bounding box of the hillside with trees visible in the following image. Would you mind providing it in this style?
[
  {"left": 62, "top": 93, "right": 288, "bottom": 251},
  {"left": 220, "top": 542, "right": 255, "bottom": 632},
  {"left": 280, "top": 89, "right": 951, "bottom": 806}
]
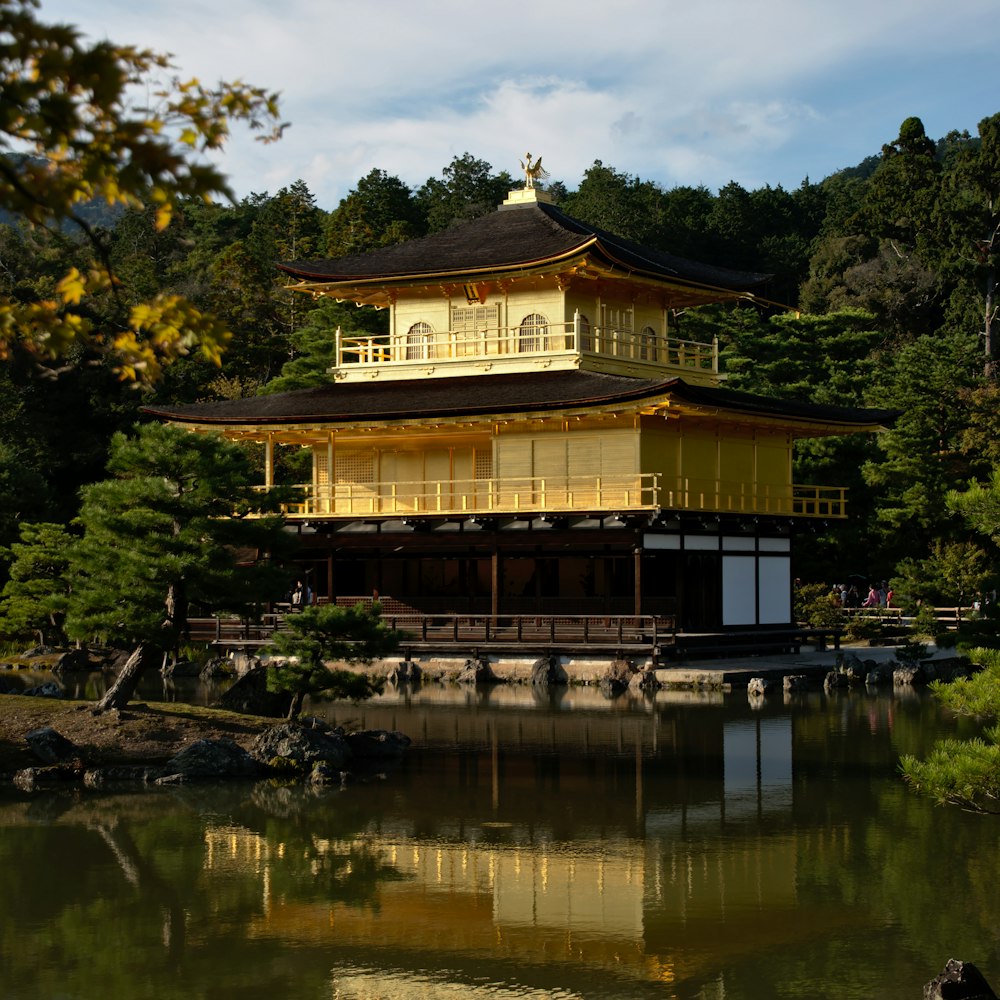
[
  {"left": 0, "top": 0, "right": 998, "bottom": 621},
  {"left": 4, "top": 113, "right": 998, "bottom": 607}
]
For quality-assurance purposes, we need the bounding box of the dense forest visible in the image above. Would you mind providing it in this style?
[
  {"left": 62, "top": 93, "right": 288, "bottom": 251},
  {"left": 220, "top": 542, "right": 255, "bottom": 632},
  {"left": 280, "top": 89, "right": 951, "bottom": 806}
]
[{"left": 3, "top": 107, "right": 1000, "bottom": 605}]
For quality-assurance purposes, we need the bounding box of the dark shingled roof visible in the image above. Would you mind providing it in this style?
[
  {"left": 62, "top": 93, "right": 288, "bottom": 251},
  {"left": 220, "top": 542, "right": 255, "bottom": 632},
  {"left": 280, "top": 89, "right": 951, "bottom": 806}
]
[
  {"left": 143, "top": 371, "right": 895, "bottom": 429},
  {"left": 278, "top": 200, "right": 770, "bottom": 291}
]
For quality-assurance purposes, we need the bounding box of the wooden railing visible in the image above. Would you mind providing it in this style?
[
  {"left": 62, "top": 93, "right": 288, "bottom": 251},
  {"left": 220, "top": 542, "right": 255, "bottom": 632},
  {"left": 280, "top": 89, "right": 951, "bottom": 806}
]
[
  {"left": 186, "top": 613, "right": 673, "bottom": 654},
  {"left": 335, "top": 319, "right": 718, "bottom": 375},
  {"left": 268, "top": 474, "right": 848, "bottom": 520}
]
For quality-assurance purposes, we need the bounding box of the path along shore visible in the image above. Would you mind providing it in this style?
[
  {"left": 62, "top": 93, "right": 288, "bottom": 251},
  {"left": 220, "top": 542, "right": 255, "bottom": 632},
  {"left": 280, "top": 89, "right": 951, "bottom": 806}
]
[{"left": 657, "top": 642, "right": 953, "bottom": 690}]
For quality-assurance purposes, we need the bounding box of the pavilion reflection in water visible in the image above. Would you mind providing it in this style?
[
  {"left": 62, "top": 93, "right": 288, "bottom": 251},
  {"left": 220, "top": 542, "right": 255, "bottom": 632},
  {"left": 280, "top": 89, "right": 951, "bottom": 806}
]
[{"left": 198, "top": 691, "right": 838, "bottom": 996}]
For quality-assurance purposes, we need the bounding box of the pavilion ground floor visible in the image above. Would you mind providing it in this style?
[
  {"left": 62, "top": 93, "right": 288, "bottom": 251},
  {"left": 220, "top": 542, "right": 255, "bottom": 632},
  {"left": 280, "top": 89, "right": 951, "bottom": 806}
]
[{"left": 284, "top": 512, "right": 800, "bottom": 633}]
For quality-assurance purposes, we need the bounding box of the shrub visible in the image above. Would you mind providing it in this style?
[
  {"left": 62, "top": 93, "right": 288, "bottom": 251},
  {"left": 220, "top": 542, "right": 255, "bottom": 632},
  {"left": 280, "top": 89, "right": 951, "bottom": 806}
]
[
  {"left": 794, "top": 583, "right": 841, "bottom": 628},
  {"left": 843, "top": 616, "right": 883, "bottom": 644}
]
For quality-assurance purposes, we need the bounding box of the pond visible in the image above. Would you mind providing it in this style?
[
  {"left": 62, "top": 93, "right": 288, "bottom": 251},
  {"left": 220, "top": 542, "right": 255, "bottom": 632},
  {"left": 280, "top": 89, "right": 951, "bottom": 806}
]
[{"left": 0, "top": 680, "right": 997, "bottom": 999}]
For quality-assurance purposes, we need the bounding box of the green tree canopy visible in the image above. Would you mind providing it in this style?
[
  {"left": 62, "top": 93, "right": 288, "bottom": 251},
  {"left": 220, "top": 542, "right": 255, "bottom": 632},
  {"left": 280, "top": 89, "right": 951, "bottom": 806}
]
[
  {"left": 66, "top": 422, "right": 293, "bottom": 652},
  {"left": 263, "top": 296, "right": 387, "bottom": 394},
  {"left": 902, "top": 648, "right": 1000, "bottom": 813},
  {"left": 417, "top": 153, "right": 514, "bottom": 232},
  {"left": 862, "top": 329, "right": 985, "bottom": 565},
  {"left": 325, "top": 168, "right": 425, "bottom": 257},
  {"left": 0, "top": 521, "right": 72, "bottom": 644}
]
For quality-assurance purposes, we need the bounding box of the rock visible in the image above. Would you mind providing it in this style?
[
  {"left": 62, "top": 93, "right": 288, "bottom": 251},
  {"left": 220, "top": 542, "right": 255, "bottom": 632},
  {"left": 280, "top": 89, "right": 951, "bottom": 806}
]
[
  {"left": 823, "top": 670, "right": 849, "bottom": 691},
  {"left": 161, "top": 738, "right": 260, "bottom": 781},
  {"left": 924, "top": 959, "right": 998, "bottom": 1000},
  {"left": 161, "top": 659, "right": 202, "bottom": 678},
  {"left": 83, "top": 766, "right": 151, "bottom": 787},
  {"left": 455, "top": 658, "right": 498, "bottom": 685},
  {"left": 215, "top": 664, "right": 291, "bottom": 717},
  {"left": 344, "top": 729, "right": 411, "bottom": 760},
  {"left": 229, "top": 652, "right": 261, "bottom": 678},
  {"left": 100, "top": 648, "right": 135, "bottom": 673},
  {"left": 250, "top": 721, "right": 352, "bottom": 769},
  {"left": 629, "top": 668, "right": 661, "bottom": 693},
  {"left": 598, "top": 659, "right": 634, "bottom": 698},
  {"left": 865, "top": 664, "right": 893, "bottom": 687},
  {"left": 25, "top": 727, "right": 81, "bottom": 765},
  {"left": 52, "top": 649, "right": 93, "bottom": 674},
  {"left": 13, "top": 763, "right": 82, "bottom": 790},
  {"left": 22, "top": 681, "right": 63, "bottom": 699},
  {"left": 310, "top": 761, "right": 346, "bottom": 786},
  {"left": 935, "top": 658, "right": 974, "bottom": 683},
  {"left": 894, "top": 665, "right": 928, "bottom": 687},
  {"left": 386, "top": 660, "right": 422, "bottom": 685},
  {"left": 530, "top": 656, "right": 568, "bottom": 688},
  {"left": 783, "top": 674, "right": 810, "bottom": 693},
  {"left": 13, "top": 768, "right": 37, "bottom": 791},
  {"left": 200, "top": 656, "right": 237, "bottom": 679},
  {"left": 834, "top": 651, "right": 870, "bottom": 684},
  {"left": 748, "top": 676, "right": 776, "bottom": 697},
  {"left": 154, "top": 773, "right": 185, "bottom": 786},
  {"left": 19, "top": 645, "right": 58, "bottom": 658}
]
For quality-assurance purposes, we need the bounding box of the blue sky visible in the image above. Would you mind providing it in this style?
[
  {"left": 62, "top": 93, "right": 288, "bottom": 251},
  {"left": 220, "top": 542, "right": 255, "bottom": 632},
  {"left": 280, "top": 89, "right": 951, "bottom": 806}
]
[{"left": 38, "top": 0, "right": 999, "bottom": 211}]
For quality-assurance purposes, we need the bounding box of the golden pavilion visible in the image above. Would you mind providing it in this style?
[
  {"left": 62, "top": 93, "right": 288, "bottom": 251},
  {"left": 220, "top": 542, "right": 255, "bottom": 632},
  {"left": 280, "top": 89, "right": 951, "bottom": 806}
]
[{"left": 147, "top": 178, "right": 891, "bottom": 633}]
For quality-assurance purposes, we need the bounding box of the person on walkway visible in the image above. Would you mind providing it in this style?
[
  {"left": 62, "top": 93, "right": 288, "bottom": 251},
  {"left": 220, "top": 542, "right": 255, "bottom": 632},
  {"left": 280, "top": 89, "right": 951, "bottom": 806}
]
[{"left": 291, "top": 580, "right": 312, "bottom": 610}]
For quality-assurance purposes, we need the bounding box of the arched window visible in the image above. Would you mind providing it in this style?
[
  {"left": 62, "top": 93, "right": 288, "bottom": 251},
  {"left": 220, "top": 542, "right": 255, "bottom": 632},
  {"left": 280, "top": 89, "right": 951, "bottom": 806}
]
[
  {"left": 577, "top": 313, "right": 592, "bottom": 352},
  {"left": 639, "top": 325, "right": 656, "bottom": 361},
  {"left": 405, "top": 321, "right": 433, "bottom": 360},
  {"left": 519, "top": 313, "right": 548, "bottom": 353}
]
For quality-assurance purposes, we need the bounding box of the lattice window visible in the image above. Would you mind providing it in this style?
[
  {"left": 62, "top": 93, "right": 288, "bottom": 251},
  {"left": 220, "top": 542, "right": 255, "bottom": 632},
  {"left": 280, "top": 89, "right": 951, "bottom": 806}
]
[
  {"left": 599, "top": 305, "right": 634, "bottom": 355},
  {"left": 313, "top": 447, "right": 330, "bottom": 486},
  {"left": 474, "top": 448, "right": 492, "bottom": 480},
  {"left": 452, "top": 304, "right": 499, "bottom": 356},
  {"left": 451, "top": 304, "right": 498, "bottom": 332},
  {"left": 335, "top": 449, "right": 374, "bottom": 484},
  {"left": 639, "top": 324, "right": 656, "bottom": 360},
  {"left": 405, "top": 321, "right": 433, "bottom": 360},
  {"left": 518, "top": 312, "right": 548, "bottom": 353}
]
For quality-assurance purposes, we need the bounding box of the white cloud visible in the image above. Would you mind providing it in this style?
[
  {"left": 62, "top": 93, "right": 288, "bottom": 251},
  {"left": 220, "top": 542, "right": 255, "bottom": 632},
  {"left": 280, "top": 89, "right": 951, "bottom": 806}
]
[{"left": 31, "top": 0, "right": 1000, "bottom": 206}]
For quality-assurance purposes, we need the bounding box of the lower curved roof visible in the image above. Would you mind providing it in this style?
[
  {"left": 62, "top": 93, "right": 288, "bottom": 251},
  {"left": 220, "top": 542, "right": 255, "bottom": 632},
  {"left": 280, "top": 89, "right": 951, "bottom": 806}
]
[{"left": 144, "top": 371, "right": 895, "bottom": 431}]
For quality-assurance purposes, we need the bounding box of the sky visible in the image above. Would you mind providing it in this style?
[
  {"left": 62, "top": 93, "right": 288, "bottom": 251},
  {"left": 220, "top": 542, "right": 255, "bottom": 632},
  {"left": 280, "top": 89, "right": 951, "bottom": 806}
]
[{"left": 38, "top": 0, "right": 1000, "bottom": 211}]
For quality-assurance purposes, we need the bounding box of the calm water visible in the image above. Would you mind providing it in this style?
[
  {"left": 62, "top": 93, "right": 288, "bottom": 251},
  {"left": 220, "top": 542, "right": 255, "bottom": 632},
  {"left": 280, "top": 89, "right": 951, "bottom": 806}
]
[{"left": 1, "top": 680, "right": 997, "bottom": 999}]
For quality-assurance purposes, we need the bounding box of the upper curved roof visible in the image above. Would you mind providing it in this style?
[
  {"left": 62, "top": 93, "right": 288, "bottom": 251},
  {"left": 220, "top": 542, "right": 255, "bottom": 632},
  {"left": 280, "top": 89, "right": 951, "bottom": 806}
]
[{"left": 278, "top": 199, "right": 770, "bottom": 292}]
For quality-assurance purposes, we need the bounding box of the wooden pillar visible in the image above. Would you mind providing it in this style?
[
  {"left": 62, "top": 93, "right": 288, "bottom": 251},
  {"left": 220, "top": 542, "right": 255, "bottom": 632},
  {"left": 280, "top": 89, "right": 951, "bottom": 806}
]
[
  {"left": 326, "top": 552, "right": 334, "bottom": 603},
  {"left": 634, "top": 546, "right": 642, "bottom": 616},
  {"left": 327, "top": 433, "right": 334, "bottom": 514},
  {"left": 264, "top": 435, "right": 274, "bottom": 488},
  {"left": 491, "top": 550, "right": 499, "bottom": 617}
]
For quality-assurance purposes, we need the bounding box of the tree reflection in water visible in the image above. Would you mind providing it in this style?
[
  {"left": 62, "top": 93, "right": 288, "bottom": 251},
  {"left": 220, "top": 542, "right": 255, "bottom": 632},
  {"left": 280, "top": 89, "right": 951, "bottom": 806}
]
[{"left": 0, "top": 688, "right": 997, "bottom": 999}]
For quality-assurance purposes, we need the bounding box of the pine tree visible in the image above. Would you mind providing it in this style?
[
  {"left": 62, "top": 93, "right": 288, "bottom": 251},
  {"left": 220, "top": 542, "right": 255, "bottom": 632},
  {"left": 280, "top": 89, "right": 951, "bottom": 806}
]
[
  {"left": 0, "top": 522, "right": 73, "bottom": 645},
  {"left": 267, "top": 603, "right": 399, "bottom": 719},
  {"left": 66, "top": 423, "right": 294, "bottom": 709}
]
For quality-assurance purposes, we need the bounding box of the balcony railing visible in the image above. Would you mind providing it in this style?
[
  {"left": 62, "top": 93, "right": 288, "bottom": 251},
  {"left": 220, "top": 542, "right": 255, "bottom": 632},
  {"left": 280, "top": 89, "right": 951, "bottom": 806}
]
[
  {"left": 268, "top": 474, "right": 847, "bottom": 519},
  {"left": 334, "top": 319, "right": 718, "bottom": 376}
]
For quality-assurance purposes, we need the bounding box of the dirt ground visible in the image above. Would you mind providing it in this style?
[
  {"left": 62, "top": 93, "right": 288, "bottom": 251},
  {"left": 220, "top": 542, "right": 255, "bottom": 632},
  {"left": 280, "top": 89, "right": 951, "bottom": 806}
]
[{"left": 0, "top": 695, "right": 279, "bottom": 775}]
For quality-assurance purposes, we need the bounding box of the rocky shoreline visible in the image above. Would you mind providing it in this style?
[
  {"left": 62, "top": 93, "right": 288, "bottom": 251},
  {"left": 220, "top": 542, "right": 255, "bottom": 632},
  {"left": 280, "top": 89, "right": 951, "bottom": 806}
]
[
  {"left": 7, "top": 714, "right": 411, "bottom": 792},
  {"left": 0, "top": 644, "right": 975, "bottom": 794}
]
